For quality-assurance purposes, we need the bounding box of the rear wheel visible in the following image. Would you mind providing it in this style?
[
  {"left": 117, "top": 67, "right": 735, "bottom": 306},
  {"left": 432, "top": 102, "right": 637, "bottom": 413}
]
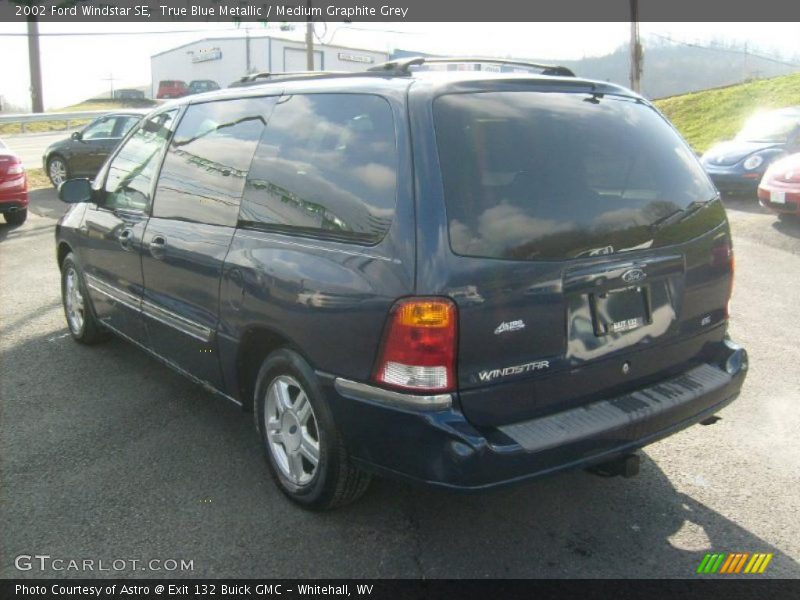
[
  {"left": 254, "top": 349, "right": 370, "bottom": 510},
  {"left": 4, "top": 209, "right": 27, "bottom": 225},
  {"left": 47, "top": 155, "right": 70, "bottom": 188},
  {"left": 60, "top": 253, "right": 107, "bottom": 344}
]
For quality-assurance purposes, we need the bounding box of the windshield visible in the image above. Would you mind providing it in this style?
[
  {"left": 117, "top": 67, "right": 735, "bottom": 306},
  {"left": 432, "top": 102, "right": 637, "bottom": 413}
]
[
  {"left": 736, "top": 112, "right": 800, "bottom": 143},
  {"left": 434, "top": 91, "right": 719, "bottom": 261}
]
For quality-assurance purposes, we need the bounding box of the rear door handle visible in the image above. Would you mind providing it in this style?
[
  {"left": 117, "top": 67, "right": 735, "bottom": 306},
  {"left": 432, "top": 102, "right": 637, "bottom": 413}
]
[{"left": 149, "top": 235, "right": 167, "bottom": 259}]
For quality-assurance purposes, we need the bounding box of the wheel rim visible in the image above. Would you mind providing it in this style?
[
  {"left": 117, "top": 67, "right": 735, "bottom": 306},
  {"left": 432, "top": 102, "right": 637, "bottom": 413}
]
[
  {"left": 49, "top": 159, "right": 67, "bottom": 186},
  {"left": 64, "top": 267, "right": 85, "bottom": 334},
  {"left": 264, "top": 375, "right": 320, "bottom": 486}
]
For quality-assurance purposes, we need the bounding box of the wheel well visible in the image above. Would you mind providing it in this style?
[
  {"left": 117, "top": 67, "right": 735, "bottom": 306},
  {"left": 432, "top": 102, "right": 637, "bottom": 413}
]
[
  {"left": 57, "top": 242, "right": 72, "bottom": 270},
  {"left": 237, "top": 327, "right": 297, "bottom": 411}
]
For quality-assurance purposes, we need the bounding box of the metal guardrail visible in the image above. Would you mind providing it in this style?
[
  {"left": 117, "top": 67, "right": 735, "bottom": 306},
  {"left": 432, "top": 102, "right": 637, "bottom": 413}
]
[{"left": 0, "top": 110, "right": 113, "bottom": 133}]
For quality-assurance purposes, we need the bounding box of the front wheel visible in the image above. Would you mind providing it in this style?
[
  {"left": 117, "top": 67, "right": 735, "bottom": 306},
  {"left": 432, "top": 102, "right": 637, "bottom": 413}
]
[
  {"left": 254, "top": 349, "right": 371, "bottom": 510},
  {"left": 61, "top": 253, "right": 107, "bottom": 344}
]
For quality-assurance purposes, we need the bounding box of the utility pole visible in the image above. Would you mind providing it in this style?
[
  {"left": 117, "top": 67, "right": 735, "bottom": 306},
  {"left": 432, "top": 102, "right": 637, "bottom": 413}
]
[
  {"left": 246, "top": 27, "right": 251, "bottom": 73},
  {"left": 629, "top": 0, "right": 643, "bottom": 93},
  {"left": 102, "top": 73, "right": 115, "bottom": 99},
  {"left": 305, "top": 0, "right": 314, "bottom": 70},
  {"left": 27, "top": 17, "right": 44, "bottom": 113},
  {"left": 743, "top": 42, "right": 748, "bottom": 81}
]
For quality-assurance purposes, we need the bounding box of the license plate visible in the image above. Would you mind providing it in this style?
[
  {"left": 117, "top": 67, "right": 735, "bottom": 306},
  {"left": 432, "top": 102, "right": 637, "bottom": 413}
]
[
  {"left": 592, "top": 286, "right": 651, "bottom": 336},
  {"left": 771, "top": 190, "right": 786, "bottom": 204}
]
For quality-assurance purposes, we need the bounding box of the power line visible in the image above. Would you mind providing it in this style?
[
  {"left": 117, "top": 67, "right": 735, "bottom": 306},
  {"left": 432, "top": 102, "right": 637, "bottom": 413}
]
[{"left": 649, "top": 32, "right": 800, "bottom": 69}]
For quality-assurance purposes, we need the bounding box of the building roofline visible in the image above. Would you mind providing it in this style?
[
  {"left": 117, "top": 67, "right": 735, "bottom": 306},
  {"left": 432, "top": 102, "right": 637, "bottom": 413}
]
[{"left": 150, "top": 34, "right": 387, "bottom": 60}]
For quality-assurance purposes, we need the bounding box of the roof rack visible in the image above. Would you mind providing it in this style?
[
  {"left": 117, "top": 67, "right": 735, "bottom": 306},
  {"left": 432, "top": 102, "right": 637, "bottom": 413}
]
[
  {"left": 228, "top": 71, "right": 343, "bottom": 88},
  {"left": 367, "top": 56, "right": 575, "bottom": 77}
]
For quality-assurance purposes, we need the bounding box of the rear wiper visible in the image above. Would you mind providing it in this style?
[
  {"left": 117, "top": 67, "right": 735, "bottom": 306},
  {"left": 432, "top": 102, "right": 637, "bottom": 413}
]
[{"left": 649, "top": 200, "right": 710, "bottom": 231}]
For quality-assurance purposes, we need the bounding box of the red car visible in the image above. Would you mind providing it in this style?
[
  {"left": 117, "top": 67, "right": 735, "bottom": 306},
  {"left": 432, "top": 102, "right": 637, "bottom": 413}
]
[
  {"left": 758, "top": 152, "right": 800, "bottom": 219},
  {"left": 156, "top": 80, "right": 189, "bottom": 99},
  {"left": 0, "top": 139, "right": 28, "bottom": 226}
]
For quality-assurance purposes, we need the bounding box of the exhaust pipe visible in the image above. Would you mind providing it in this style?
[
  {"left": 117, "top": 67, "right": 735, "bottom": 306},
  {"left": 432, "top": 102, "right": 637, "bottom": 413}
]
[{"left": 587, "top": 453, "right": 640, "bottom": 478}]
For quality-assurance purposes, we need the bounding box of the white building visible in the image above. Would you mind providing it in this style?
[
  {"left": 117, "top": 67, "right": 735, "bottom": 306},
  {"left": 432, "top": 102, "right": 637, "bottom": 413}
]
[{"left": 150, "top": 35, "right": 388, "bottom": 96}]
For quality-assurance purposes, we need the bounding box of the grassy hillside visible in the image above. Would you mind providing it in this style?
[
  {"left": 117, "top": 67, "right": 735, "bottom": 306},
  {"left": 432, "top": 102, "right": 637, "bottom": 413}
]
[
  {"left": 0, "top": 99, "right": 157, "bottom": 135},
  {"left": 654, "top": 72, "right": 800, "bottom": 153}
]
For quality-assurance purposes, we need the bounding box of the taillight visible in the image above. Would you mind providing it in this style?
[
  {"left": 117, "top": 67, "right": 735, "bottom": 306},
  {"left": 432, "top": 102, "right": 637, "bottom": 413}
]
[
  {"left": 373, "top": 297, "right": 457, "bottom": 393},
  {"left": 712, "top": 241, "right": 734, "bottom": 318},
  {"left": 7, "top": 161, "right": 24, "bottom": 176}
]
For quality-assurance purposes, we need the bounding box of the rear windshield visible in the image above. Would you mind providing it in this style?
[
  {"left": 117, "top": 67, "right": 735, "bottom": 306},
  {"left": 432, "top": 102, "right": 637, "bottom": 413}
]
[{"left": 434, "top": 91, "right": 719, "bottom": 260}]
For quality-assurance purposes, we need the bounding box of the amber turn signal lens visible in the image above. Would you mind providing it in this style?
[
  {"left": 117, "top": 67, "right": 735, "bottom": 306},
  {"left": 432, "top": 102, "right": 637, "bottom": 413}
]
[{"left": 396, "top": 300, "right": 453, "bottom": 328}]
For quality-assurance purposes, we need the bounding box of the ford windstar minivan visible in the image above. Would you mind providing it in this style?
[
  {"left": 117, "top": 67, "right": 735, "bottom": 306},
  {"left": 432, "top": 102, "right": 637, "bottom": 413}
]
[{"left": 55, "top": 58, "right": 748, "bottom": 510}]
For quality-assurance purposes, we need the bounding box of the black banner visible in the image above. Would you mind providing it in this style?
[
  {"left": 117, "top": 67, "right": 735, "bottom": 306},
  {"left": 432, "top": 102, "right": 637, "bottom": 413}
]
[
  {"left": 2, "top": 579, "right": 800, "bottom": 600},
  {"left": 3, "top": 0, "right": 800, "bottom": 22}
]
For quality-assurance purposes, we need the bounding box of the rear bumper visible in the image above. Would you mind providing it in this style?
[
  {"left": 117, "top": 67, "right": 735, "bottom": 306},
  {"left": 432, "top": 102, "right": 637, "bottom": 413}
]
[
  {"left": 321, "top": 341, "right": 747, "bottom": 490},
  {"left": 705, "top": 170, "right": 761, "bottom": 195}
]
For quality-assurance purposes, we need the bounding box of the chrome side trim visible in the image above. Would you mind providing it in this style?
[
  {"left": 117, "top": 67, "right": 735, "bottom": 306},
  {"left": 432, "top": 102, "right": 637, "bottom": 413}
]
[
  {"left": 85, "top": 274, "right": 141, "bottom": 313},
  {"left": 334, "top": 378, "right": 452, "bottom": 411},
  {"left": 100, "top": 320, "right": 242, "bottom": 408},
  {"left": 236, "top": 233, "right": 401, "bottom": 264},
  {"left": 141, "top": 299, "right": 213, "bottom": 343}
]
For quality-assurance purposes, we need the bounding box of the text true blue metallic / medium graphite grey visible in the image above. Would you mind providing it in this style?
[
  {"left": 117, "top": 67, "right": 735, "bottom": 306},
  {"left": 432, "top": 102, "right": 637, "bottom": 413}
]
[{"left": 54, "top": 58, "right": 748, "bottom": 510}]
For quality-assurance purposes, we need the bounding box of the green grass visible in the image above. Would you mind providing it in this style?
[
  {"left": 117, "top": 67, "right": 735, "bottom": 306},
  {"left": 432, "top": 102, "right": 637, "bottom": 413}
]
[
  {"left": 654, "top": 72, "right": 800, "bottom": 153},
  {"left": 0, "top": 99, "right": 157, "bottom": 135},
  {"left": 26, "top": 168, "right": 51, "bottom": 191}
]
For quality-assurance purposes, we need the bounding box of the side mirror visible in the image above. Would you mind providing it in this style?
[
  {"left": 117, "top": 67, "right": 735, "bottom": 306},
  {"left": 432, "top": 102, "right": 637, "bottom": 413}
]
[
  {"left": 58, "top": 178, "right": 93, "bottom": 204},
  {"left": 71, "top": 131, "right": 83, "bottom": 141}
]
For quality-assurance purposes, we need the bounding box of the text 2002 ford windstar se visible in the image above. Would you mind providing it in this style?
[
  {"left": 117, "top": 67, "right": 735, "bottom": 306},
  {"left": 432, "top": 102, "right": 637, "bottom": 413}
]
[{"left": 54, "top": 58, "right": 748, "bottom": 510}]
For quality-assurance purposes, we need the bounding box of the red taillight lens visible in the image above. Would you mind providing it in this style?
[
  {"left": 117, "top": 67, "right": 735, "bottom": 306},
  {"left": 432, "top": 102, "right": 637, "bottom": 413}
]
[
  {"left": 7, "top": 161, "right": 24, "bottom": 176},
  {"left": 712, "top": 241, "right": 734, "bottom": 318},
  {"left": 373, "top": 298, "right": 457, "bottom": 393}
]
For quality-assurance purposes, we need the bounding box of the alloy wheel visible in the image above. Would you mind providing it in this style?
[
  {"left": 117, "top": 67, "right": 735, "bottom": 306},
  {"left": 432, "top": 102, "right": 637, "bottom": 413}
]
[{"left": 264, "top": 375, "right": 321, "bottom": 486}]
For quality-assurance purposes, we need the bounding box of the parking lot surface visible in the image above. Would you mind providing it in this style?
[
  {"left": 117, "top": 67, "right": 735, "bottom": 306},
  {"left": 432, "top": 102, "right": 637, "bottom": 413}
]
[{"left": 1, "top": 192, "right": 799, "bottom": 578}]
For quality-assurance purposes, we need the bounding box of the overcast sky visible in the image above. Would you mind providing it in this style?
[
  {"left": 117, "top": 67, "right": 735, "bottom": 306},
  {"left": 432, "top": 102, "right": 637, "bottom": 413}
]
[{"left": 0, "top": 21, "right": 798, "bottom": 110}]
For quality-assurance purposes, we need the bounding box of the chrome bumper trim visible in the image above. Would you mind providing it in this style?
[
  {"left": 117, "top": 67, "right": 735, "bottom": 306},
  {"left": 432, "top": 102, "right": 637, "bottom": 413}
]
[{"left": 334, "top": 378, "right": 452, "bottom": 411}]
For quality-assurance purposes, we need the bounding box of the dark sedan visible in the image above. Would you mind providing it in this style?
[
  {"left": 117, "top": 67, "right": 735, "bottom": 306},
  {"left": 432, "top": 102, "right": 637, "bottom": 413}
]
[
  {"left": 42, "top": 110, "right": 148, "bottom": 187},
  {"left": 700, "top": 107, "right": 800, "bottom": 197}
]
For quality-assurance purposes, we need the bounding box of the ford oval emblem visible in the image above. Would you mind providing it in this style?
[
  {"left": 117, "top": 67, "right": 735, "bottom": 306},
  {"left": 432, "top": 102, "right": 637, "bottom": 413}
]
[{"left": 622, "top": 268, "right": 646, "bottom": 283}]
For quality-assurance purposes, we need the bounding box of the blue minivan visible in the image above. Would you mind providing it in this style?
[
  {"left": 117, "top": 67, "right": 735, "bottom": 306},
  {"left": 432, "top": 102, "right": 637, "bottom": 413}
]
[{"left": 55, "top": 58, "right": 748, "bottom": 509}]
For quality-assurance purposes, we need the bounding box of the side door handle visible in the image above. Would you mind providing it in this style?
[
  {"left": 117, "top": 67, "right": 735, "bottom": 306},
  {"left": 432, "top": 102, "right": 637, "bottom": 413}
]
[
  {"left": 118, "top": 228, "right": 134, "bottom": 251},
  {"left": 149, "top": 235, "right": 167, "bottom": 260}
]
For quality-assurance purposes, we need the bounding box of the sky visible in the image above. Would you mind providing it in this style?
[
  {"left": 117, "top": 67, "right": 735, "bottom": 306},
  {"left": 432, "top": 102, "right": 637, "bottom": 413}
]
[{"left": 1, "top": 21, "right": 799, "bottom": 110}]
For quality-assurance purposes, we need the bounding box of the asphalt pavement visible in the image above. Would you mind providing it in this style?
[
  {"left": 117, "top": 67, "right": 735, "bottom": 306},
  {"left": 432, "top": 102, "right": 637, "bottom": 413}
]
[
  {"left": 1, "top": 191, "right": 799, "bottom": 578},
  {"left": 1, "top": 129, "right": 78, "bottom": 169}
]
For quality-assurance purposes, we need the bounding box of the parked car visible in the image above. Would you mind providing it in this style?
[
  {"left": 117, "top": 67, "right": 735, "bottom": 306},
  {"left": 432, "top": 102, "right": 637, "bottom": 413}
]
[
  {"left": 758, "top": 152, "right": 800, "bottom": 219},
  {"left": 114, "top": 89, "right": 146, "bottom": 100},
  {"left": 187, "top": 80, "right": 221, "bottom": 95},
  {"left": 42, "top": 111, "right": 147, "bottom": 187},
  {"left": 54, "top": 59, "right": 748, "bottom": 510},
  {"left": 156, "top": 80, "right": 189, "bottom": 99},
  {"left": 700, "top": 107, "right": 800, "bottom": 196},
  {"left": 0, "top": 138, "right": 28, "bottom": 225}
]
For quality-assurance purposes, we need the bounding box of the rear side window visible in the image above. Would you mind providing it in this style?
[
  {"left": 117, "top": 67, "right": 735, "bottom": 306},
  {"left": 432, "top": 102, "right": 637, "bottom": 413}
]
[
  {"left": 434, "top": 91, "right": 718, "bottom": 260},
  {"left": 239, "top": 93, "right": 397, "bottom": 244},
  {"left": 152, "top": 97, "right": 272, "bottom": 226}
]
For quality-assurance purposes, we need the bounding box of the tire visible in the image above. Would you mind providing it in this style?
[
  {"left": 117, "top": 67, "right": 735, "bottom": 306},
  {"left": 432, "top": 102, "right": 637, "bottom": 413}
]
[
  {"left": 4, "top": 209, "right": 27, "bottom": 225},
  {"left": 60, "top": 253, "right": 107, "bottom": 344},
  {"left": 254, "top": 349, "right": 371, "bottom": 510},
  {"left": 47, "top": 155, "right": 70, "bottom": 188}
]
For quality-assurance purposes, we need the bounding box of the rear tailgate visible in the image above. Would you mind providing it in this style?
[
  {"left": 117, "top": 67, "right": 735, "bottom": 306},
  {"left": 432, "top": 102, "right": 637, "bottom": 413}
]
[{"left": 429, "top": 87, "right": 732, "bottom": 427}]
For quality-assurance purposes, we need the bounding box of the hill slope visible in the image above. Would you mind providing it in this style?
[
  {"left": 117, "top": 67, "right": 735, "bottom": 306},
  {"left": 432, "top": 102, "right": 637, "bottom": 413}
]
[{"left": 654, "top": 72, "right": 800, "bottom": 152}]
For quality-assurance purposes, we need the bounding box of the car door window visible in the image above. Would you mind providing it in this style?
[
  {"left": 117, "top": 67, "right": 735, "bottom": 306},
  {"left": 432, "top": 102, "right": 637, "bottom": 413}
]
[
  {"left": 152, "top": 98, "right": 271, "bottom": 226},
  {"left": 103, "top": 110, "right": 178, "bottom": 212},
  {"left": 239, "top": 94, "right": 398, "bottom": 244},
  {"left": 82, "top": 117, "right": 117, "bottom": 140},
  {"left": 113, "top": 116, "right": 141, "bottom": 138}
]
